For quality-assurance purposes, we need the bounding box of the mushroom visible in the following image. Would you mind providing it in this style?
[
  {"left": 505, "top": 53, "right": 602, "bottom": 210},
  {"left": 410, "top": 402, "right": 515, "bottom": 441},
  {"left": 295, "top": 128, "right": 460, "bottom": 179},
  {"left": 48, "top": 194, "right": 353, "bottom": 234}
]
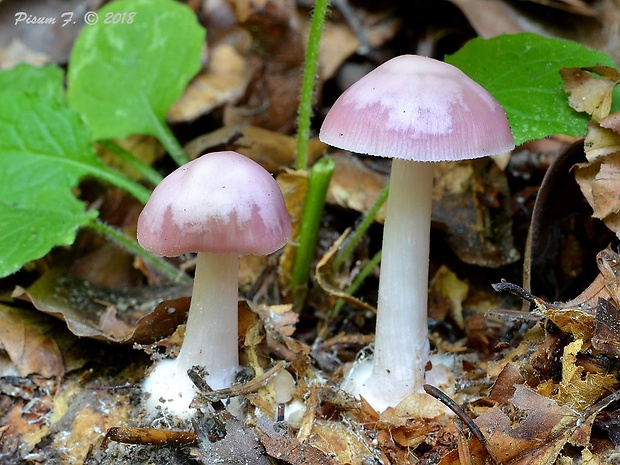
[
  {"left": 137, "top": 150, "right": 291, "bottom": 417},
  {"left": 319, "top": 55, "right": 514, "bottom": 412}
]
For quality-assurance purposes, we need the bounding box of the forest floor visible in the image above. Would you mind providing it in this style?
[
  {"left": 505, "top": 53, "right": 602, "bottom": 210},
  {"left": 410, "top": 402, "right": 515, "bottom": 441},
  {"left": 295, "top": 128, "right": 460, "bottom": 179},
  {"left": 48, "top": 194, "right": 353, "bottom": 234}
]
[{"left": 1, "top": 0, "right": 620, "bottom": 464}]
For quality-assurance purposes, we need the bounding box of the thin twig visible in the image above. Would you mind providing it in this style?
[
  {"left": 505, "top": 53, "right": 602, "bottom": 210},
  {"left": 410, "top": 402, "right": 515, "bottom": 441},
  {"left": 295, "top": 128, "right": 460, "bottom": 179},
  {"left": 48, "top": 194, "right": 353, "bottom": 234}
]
[{"left": 424, "top": 384, "right": 500, "bottom": 465}]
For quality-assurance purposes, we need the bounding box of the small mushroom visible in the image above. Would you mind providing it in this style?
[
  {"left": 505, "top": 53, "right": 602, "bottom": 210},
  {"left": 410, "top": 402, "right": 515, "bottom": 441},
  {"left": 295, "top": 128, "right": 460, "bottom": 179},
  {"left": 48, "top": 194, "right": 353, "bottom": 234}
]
[
  {"left": 319, "top": 55, "right": 514, "bottom": 412},
  {"left": 137, "top": 150, "right": 291, "bottom": 417}
]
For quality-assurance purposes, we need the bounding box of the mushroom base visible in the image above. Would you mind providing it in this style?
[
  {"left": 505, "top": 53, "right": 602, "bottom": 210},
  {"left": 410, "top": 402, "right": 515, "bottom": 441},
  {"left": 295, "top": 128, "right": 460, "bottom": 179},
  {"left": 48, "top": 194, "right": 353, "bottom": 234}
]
[
  {"left": 142, "top": 358, "right": 199, "bottom": 419},
  {"left": 342, "top": 351, "right": 456, "bottom": 414}
]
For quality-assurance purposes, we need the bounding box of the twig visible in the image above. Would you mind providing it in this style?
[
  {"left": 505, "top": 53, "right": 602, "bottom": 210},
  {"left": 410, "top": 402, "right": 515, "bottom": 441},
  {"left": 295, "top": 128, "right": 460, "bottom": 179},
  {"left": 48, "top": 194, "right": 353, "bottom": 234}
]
[{"left": 424, "top": 384, "right": 500, "bottom": 465}]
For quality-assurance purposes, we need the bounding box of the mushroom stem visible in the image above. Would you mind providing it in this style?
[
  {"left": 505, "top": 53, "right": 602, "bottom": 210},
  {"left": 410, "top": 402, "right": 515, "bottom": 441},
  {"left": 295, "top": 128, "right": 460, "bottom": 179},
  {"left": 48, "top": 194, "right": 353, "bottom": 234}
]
[
  {"left": 371, "top": 159, "right": 433, "bottom": 405},
  {"left": 177, "top": 252, "right": 240, "bottom": 389}
]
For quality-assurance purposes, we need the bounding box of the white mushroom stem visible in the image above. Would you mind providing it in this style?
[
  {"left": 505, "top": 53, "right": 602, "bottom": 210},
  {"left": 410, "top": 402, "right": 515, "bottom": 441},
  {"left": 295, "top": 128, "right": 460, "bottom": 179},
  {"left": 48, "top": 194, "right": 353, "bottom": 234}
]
[
  {"left": 142, "top": 252, "right": 240, "bottom": 417},
  {"left": 346, "top": 159, "right": 433, "bottom": 410},
  {"left": 177, "top": 252, "right": 240, "bottom": 389}
]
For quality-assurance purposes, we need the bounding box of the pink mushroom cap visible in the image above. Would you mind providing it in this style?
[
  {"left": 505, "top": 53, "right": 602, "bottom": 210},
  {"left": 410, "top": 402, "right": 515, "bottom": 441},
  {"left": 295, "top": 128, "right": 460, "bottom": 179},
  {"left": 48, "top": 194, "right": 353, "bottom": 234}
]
[
  {"left": 319, "top": 55, "right": 515, "bottom": 161},
  {"left": 137, "top": 151, "right": 292, "bottom": 257}
]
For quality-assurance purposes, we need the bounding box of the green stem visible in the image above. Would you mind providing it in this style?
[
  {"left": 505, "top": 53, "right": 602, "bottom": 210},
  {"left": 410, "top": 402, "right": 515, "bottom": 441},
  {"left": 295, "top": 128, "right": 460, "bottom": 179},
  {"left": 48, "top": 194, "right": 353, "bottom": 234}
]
[
  {"left": 331, "top": 249, "right": 382, "bottom": 317},
  {"left": 295, "top": 0, "right": 329, "bottom": 171},
  {"left": 333, "top": 183, "right": 389, "bottom": 271},
  {"left": 98, "top": 139, "right": 164, "bottom": 186},
  {"left": 153, "top": 118, "right": 190, "bottom": 167},
  {"left": 290, "top": 156, "right": 335, "bottom": 310},
  {"left": 87, "top": 218, "right": 191, "bottom": 285},
  {"left": 87, "top": 164, "right": 152, "bottom": 205}
]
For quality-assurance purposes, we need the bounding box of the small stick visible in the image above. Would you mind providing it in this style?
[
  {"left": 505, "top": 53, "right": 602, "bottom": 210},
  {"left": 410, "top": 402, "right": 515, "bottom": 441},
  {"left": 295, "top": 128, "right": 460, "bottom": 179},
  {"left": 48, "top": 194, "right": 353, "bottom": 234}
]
[
  {"left": 423, "top": 384, "right": 500, "bottom": 465},
  {"left": 101, "top": 426, "right": 197, "bottom": 449},
  {"left": 491, "top": 280, "right": 539, "bottom": 304},
  {"left": 190, "top": 361, "right": 287, "bottom": 402}
]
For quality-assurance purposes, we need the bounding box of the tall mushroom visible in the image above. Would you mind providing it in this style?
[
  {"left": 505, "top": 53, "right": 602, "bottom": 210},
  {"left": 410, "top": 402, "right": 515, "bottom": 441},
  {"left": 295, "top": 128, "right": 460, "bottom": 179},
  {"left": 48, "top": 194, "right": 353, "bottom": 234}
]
[
  {"left": 319, "top": 55, "right": 514, "bottom": 412},
  {"left": 137, "top": 150, "right": 291, "bottom": 417}
]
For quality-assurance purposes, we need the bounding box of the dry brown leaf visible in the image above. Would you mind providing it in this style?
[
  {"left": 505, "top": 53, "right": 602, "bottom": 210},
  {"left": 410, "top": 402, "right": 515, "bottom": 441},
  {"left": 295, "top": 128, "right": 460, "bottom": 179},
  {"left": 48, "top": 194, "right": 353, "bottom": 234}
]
[
  {"left": 254, "top": 414, "right": 338, "bottom": 465},
  {"left": 600, "top": 111, "right": 620, "bottom": 133},
  {"left": 429, "top": 265, "right": 469, "bottom": 329},
  {"left": 556, "top": 339, "right": 617, "bottom": 412},
  {"left": 561, "top": 67, "right": 619, "bottom": 121},
  {"left": 15, "top": 268, "right": 191, "bottom": 343},
  {"left": 475, "top": 384, "right": 579, "bottom": 465},
  {"left": 318, "top": 22, "right": 359, "bottom": 82},
  {"left": 224, "top": 0, "right": 304, "bottom": 131},
  {"left": 308, "top": 419, "right": 376, "bottom": 464},
  {"left": 0, "top": 304, "right": 64, "bottom": 378},
  {"left": 488, "top": 362, "right": 525, "bottom": 404},
  {"left": 432, "top": 159, "right": 519, "bottom": 267},
  {"left": 328, "top": 151, "right": 388, "bottom": 221},
  {"left": 582, "top": 123, "right": 620, "bottom": 162},
  {"left": 592, "top": 298, "right": 620, "bottom": 357},
  {"left": 277, "top": 169, "right": 309, "bottom": 289},
  {"left": 574, "top": 152, "right": 620, "bottom": 237},
  {"left": 185, "top": 125, "right": 325, "bottom": 172},
  {"left": 168, "top": 43, "right": 256, "bottom": 123}
]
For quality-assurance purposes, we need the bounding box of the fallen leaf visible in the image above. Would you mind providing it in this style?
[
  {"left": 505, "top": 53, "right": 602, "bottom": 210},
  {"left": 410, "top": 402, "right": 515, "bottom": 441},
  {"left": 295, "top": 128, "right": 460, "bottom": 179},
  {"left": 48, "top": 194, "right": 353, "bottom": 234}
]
[
  {"left": 475, "top": 384, "right": 580, "bottom": 464},
  {"left": 429, "top": 265, "right": 469, "bottom": 329},
  {"left": 432, "top": 158, "right": 520, "bottom": 267},
  {"left": 168, "top": 43, "right": 255, "bottom": 123},
  {"left": 224, "top": 0, "right": 304, "bottom": 132},
  {"left": 561, "top": 67, "right": 619, "bottom": 121},
  {"left": 327, "top": 152, "right": 388, "bottom": 221},
  {"left": 16, "top": 268, "right": 191, "bottom": 343},
  {"left": 592, "top": 298, "right": 620, "bottom": 357},
  {"left": 254, "top": 414, "right": 338, "bottom": 465},
  {"left": 0, "top": 304, "right": 64, "bottom": 378},
  {"left": 308, "top": 419, "right": 376, "bottom": 464},
  {"left": 556, "top": 339, "right": 617, "bottom": 412},
  {"left": 185, "top": 125, "right": 325, "bottom": 172}
]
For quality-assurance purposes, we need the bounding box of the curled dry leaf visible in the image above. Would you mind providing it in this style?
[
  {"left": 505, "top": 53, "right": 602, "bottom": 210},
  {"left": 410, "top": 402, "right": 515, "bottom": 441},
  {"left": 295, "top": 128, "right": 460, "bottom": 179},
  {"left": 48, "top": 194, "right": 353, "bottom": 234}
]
[
  {"left": 16, "top": 268, "right": 191, "bottom": 344},
  {"left": 574, "top": 150, "right": 620, "bottom": 237},
  {"left": 561, "top": 67, "right": 619, "bottom": 122},
  {"left": 562, "top": 66, "right": 620, "bottom": 238},
  {"left": 556, "top": 339, "right": 617, "bottom": 412},
  {"left": 522, "top": 140, "right": 615, "bottom": 303}
]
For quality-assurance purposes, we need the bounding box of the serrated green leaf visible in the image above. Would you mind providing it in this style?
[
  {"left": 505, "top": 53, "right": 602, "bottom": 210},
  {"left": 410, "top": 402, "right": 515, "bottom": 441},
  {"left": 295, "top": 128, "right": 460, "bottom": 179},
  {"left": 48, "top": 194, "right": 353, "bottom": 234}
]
[
  {"left": 67, "top": 0, "right": 205, "bottom": 141},
  {"left": 0, "top": 63, "right": 65, "bottom": 101},
  {"left": 445, "top": 33, "right": 618, "bottom": 146},
  {"left": 0, "top": 92, "right": 108, "bottom": 277}
]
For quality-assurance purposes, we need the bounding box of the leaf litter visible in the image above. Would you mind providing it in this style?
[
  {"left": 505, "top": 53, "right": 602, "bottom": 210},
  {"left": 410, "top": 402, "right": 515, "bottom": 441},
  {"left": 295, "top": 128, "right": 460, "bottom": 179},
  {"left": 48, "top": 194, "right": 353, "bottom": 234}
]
[{"left": 2, "top": 0, "right": 620, "bottom": 464}]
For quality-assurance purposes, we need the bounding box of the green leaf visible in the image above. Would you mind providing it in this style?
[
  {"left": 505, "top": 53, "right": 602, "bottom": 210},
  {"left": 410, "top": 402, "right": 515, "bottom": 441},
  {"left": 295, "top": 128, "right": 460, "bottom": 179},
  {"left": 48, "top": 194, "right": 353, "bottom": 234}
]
[
  {"left": 67, "top": 0, "right": 205, "bottom": 162},
  {"left": 0, "top": 92, "right": 109, "bottom": 277},
  {"left": 0, "top": 63, "right": 65, "bottom": 101},
  {"left": 0, "top": 191, "right": 96, "bottom": 279},
  {"left": 445, "top": 33, "right": 618, "bottom": 146}
]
